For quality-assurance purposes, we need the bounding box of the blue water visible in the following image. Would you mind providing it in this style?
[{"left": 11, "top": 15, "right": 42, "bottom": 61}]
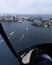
[
  {"left": 0, "top": 35, "right": 20, "bottom": 65},
  {"left": 0, "top": 21, "right": 52, "bottom": 65}
]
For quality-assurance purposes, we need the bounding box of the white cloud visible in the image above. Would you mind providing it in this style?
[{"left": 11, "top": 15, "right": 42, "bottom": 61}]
[{"left": 0, "top": 0, "right": 52, "bottom": 14}]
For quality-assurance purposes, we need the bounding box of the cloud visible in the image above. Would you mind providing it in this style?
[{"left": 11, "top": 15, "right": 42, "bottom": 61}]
[
  {"left": 27, "top": 0, "right": 52, "bottom": 14},
  {"left": 0, "top": 0, "right": 52, "bottom": 14}
]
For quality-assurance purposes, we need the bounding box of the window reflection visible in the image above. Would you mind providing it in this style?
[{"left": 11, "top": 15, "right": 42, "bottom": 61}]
[{"left": 21, "top": 49, "right": 34, "bottom": 64}]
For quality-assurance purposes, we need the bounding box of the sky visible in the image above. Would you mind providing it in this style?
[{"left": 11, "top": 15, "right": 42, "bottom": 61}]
[{"left": 0, "top": 0, "right": 52, "bottom": 14}]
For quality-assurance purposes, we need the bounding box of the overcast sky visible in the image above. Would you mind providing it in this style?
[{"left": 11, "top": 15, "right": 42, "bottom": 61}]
[{"left": 0, "top": 0, "right": 52, "bottom": 14}]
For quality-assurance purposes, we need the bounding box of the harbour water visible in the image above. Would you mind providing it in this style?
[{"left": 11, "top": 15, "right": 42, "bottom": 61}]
[{"left": 0, "top": 21, "right": 52, "bottom": 65}]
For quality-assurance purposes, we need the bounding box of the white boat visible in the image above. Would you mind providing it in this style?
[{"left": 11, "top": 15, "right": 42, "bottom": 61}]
[{"left": 18, "top": 20, "right": 23, "bottom": 23}]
